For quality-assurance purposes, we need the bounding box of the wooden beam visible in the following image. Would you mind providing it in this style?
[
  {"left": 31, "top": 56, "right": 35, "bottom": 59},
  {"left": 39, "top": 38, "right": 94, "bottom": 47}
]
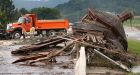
[{"left": 28, "top": 41, "right": 74, "bottom": 65}]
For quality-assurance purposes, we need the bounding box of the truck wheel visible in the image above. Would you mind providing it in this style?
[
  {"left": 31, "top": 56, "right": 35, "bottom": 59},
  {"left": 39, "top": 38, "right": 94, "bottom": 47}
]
[
  {"left": 49, "top": 30, "right": 56, "bottom": 37},
  {"left": 12, "top": 31, "right": 21, "bottom": 39},
  {"left": 59, "top": 30, "right": 66, "bottom": 36}
]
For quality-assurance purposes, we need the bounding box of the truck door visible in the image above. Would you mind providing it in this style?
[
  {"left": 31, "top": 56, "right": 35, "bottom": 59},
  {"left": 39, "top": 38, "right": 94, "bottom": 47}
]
[{"left": 25, "top": 17, "right": 32, "bottom": 32}]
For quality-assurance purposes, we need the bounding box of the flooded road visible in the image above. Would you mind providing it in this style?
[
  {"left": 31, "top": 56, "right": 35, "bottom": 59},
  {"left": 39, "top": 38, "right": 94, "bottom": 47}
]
[
  {"left": 132, "top": 66, "right": 140, "bottom": 73},
  {"left": 0, "top": 45, "right": 73, "bottom": 75},
  {"left": 125, "top": 27, "right": 140, "bottom": 40}
]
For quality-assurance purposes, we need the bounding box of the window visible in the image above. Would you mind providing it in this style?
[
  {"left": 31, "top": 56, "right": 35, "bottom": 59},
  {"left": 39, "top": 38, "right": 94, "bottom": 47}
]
[
  {"left": 18, "top": 17, "right": 24, "bottom": 23},
  {"left": 26, "top": 17, "right": 31, "bottom": 23}
]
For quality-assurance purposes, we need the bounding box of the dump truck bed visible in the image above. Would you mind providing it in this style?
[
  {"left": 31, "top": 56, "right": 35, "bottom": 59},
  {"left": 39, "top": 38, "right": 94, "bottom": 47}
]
[{"left": 35, "top": 19, "right": 69, "bottom": 30}]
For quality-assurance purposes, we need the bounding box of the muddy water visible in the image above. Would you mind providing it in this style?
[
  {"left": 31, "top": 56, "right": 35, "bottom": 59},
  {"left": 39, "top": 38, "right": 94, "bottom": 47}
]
[{"left": 0, "top": 45, "right": 74, "bottom": 75}]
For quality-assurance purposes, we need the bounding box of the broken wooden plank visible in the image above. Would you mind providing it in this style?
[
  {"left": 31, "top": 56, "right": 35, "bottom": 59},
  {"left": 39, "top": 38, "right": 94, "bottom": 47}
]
[
  {"left": 11, "top": 38, "right": 66, "bottom": 55},
  {"left": 89, "top": 34, "right": 96, "bottom": 43},
  {"left": 93, "top": 49, "right": 130, "bottom": 72},
  {"left": 32, "top": 37, "right": 61, "bottom": 45},
  {"left": 28, "top": 41, "right": 74, "bottom": 64},
  {"left": 75, "top": 46, "right": 86, "bottom": 75},
  {"left": 12, "top": 52, "right": 50, "bottom": 64}
]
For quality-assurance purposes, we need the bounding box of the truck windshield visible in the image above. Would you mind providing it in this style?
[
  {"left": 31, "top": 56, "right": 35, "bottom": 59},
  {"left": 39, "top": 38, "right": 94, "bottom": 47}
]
[{"left": 18, "top": 17, "right": 24, "bottom": 23}]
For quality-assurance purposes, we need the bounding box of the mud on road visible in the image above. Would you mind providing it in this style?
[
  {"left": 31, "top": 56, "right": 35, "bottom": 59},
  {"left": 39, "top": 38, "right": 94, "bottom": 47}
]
[
  {"left": 125, "top": 26, "right": 140, "bottom": 40},
  {"left": 0, "top": 40, "right": 74, "bottom": 75}
]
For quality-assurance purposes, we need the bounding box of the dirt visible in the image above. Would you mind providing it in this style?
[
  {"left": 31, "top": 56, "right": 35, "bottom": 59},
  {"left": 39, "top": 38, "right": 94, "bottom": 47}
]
[
  {"left": 0, "top": 41, "right": 74, "bottom": 75},
  {"left": 0, "top": 40, "right": 20, "bottom": 46},
  {"left": 87, "top": 67, "right": 127, "bottom": 75}
]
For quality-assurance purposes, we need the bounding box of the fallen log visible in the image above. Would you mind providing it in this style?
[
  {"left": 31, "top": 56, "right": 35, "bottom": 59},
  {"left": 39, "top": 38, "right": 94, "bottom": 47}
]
[
  {"left": 32, "top": 37, "right": 61, "bottom": 45},
  {"left": 11, "top": 38, "right": 66, "bottom": 55},
  {"left": 12, "top": 52, "right": 49, "bottom": 64},
  {"left": 27, "top": 41, "right": 74, "bottom": 64},
  {"left": 93, "top": 49, "right": 130, "bottom": 72}
]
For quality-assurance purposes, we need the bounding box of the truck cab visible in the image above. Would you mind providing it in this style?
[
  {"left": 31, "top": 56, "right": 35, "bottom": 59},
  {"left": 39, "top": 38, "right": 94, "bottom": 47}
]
[{"left": 7, "top": 14, "right": 34, "bottom": 39}]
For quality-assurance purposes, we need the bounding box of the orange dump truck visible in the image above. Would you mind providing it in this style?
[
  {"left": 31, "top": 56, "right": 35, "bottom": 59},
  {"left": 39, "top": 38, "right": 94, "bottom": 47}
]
[{"left": 6, "top": 14, "right": 69, "bottom": 39}]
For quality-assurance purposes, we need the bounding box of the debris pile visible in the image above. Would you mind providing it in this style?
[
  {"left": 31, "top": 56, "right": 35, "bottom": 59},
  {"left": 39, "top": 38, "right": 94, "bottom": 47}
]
[
  {"left": 11, "top": 8, "right": 135, "bottom": 72},
  {"left": 74, "top": 8, "right": 133, "bottom": 51}
]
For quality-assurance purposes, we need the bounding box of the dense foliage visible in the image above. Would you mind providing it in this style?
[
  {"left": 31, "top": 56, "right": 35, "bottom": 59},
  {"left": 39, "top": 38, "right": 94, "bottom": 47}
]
[
  {"left": 55, "top": 0, "right": 140, "bottom": 22},
  {"left": 31, "top": 7, "right": 61, "bottom": 19},
  {"left": 13, "top": 7, "right": 61, "bottom": 20},
  {"left": 19, "top": 8, "right": 29, "bottom": 15},
  {"left": 0, "top": 11, "right": 7, "bottom": 28},
  {"left": 0, "top": 0, "right": 15, "bottom": 26}
]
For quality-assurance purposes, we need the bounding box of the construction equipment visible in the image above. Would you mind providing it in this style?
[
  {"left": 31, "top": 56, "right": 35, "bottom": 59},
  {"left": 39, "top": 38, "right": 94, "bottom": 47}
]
[{"left": 6, "top": 14, "right": 69, "bottom": 39}]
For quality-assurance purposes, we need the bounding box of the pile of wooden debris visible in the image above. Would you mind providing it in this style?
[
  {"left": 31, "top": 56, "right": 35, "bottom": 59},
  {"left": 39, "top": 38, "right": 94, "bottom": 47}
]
[{"left": 11, "top": 8, "right": 135, "bottom": 72}]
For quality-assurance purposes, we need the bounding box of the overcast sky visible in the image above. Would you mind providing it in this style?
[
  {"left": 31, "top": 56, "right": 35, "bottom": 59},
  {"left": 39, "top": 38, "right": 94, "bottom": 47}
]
[{"left": 13, "top": 0, "right": 69, "bottom": 10}]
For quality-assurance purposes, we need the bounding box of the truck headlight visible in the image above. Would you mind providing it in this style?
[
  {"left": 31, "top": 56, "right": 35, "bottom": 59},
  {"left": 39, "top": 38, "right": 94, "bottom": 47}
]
[{"left": 7, "top": 23, "right": 12, "bottom": 30}]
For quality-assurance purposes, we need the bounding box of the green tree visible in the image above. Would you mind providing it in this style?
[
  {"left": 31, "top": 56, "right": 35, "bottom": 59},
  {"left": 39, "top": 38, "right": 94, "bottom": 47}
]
[
  {"left": 0, "top": 0, "right": 15, "bottom": 24},
  {"left": 12, "top": 8, "right": 29, "bottom": 22},
  {"left": 19, "top": 8, "right": 29, "bottom": 15},
  {"left": 31, "top": 7, "right": 61, "bottom": 19},
  {"left": 0, "top": 11, "right": 7, "bottom": 29},
  {"left": 12, "top": 8, "right": 22, "bottom": 21},
  {"left": 55, "top": 0, "right": 140, "bottom": 22}
]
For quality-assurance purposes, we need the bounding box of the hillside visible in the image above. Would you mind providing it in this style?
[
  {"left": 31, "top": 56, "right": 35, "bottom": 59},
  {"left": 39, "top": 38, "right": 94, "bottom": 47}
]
[
  {"left": 55, "top": 0, "right": 140, "bottom": 22},
  {"left": 13, "top": 0, "right": 69, "bottom": 10}
]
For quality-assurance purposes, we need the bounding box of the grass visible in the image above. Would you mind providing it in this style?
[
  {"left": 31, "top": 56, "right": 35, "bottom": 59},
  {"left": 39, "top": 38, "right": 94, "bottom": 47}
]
[
  {"left": 128, "top": 39, "right": 140, "bottom": 55},
  {"left": 127, "top": 39, "right": 140, "bottom": 75},
  {"left": 128, "top": 72, "right": 140, "bottom": 75}
]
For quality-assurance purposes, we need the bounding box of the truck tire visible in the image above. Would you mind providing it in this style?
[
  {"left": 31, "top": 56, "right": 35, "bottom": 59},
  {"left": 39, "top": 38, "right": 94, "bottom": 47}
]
[
  {"left": 12, "top": 31, "right": 22, "bottom": 39},
  {"left": 48, "top": 30, "right": 56, "bottom": 37},
  {"left": 59, "top": 30, "right": 66, "bottom": 36}
]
